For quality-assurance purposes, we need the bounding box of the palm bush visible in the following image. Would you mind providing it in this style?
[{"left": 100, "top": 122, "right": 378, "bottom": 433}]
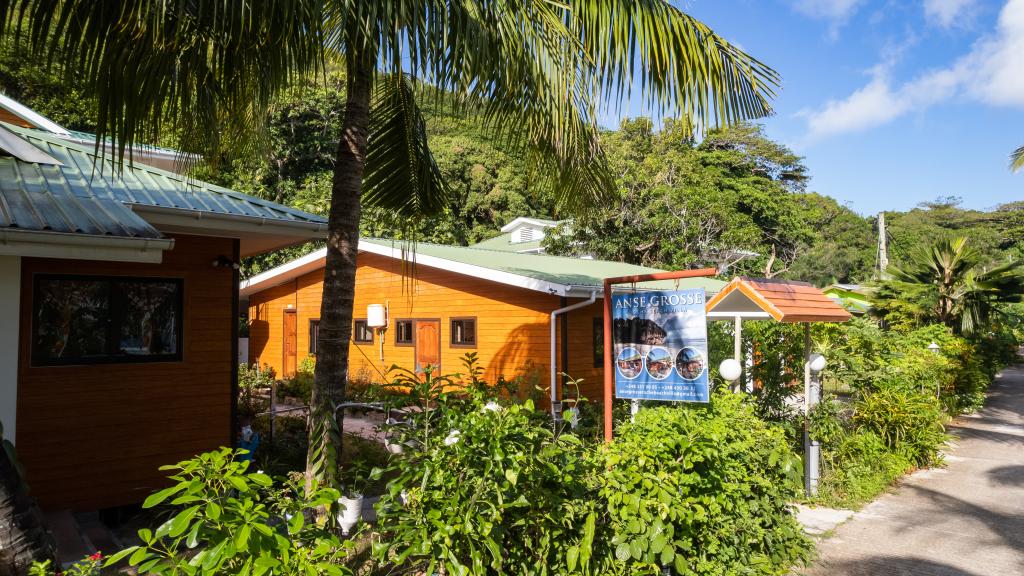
[{"left": 852, "top": 386, "right": 947, "bottom": 468}]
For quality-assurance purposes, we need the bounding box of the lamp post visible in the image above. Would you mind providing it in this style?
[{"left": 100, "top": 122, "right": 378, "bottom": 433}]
[
  {"left": 804, "top": 353, "right": 826, "bottom": 497},
  {"left": 719, "top": 358, "right": 742, "bottom": 392},
  {"left": 928, "top": 342, "right": 941, "bottom": 398}
]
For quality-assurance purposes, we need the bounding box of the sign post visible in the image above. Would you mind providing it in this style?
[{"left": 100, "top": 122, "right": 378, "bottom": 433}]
[{"left": 602, "top": 269, "right": 718, "bottom": 442}]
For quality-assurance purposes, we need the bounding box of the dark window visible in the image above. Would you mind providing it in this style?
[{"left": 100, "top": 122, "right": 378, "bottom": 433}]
[
  {"left": 354, "top": 319, "right": 373, "bottom": 343},
  {"left": 309, "top": 319, "right": 320, "bottom": 355},
  {"left": 593, "top": 317, "right": 604, "bottom": 367},
  {"left": 31, "top": 275, "right": 183, "bottom": 366},
  {"left": 395, "top": 320, "right": 414, "bottom": 346},
  {"left": 450, "top": 318, "right": 477, "bottom": 347}
]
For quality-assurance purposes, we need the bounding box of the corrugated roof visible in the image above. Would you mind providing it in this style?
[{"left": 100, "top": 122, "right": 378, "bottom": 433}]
[
  {"left": 706, "top": 277, "right": 852, "bottom": 323},
  {"left": 361, "top": 238, "right": 727, "bottom": 293},
  {"left": 0, "top": 124, "right": 326, "bottom": 239},
  {"left": 241, "top": 240, "right": 727, "bottom": 299}
]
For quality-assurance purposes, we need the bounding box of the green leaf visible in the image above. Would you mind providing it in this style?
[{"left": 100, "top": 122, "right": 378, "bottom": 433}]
[
  {"left": 169, "top": 505, "right": 202, "bottom": 537},
  {"left": 236, "top": 524, "right": 252, "bottom": 550},
  {"left": 206, "top": 501, "right": 221, "bottom": 520},
  {"left": 504, "top": 468, "right": 518, "bottom": 486},
  {"left": 615, "top": 543, "right": 631, "bottom": 562},
  {"left": 566, "top": 545, "right": 579, "bottom": 572},
  {"left": 142, "top": 485, "right": 183, "bottom": 509},
  {"left": 227, "top": 476, "right": 249, "bottom": 492},
  {"left": 103, "top": 545, "right": 140, "bottom": 566}
]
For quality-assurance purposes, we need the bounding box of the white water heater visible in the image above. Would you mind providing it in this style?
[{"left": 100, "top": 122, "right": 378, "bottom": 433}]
[{"left": 367, "top": 303, "right": 387, "bottom": 328}]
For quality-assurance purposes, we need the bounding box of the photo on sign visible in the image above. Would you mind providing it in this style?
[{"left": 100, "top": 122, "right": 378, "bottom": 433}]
[
  {"left": 675, "top": 346, "right": 706, "bottom": 380},
  {"left": 616, "top": 347, "right": 643, "bottom": 380},
  {"left": 645, "top": 347, "right": 673, "bottom": 380}
]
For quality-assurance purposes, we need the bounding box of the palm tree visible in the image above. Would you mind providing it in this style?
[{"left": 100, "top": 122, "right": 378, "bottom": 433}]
[
  {"left": 880, "top": 237, "right": 1024, "bottom": 334},
  {"left": 2, "top": 1, "right": 778, "bottom": 493},
  {"left": 1011, "top": 145, "right": 1024, "bottom": 172},
  {"left": 0, "top": 423, "right": 56, "bottom": 576}
]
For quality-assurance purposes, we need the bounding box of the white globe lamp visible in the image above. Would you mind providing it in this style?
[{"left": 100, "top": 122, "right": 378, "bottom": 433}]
[
  {"left": 808, "top": 353, "right": 826, "bottom": 373},
  {"left": 719, "top": 358, "right": 742, "bottom": 382}
]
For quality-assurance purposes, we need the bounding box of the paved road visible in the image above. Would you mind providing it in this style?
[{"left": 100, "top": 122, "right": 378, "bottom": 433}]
[{"left": 798, "top": 364, "right": 1024, "bottom": 576}]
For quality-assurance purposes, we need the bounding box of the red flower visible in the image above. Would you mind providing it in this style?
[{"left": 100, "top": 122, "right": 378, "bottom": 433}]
[{"left": 89, "top": 552, "right": 102, "bottom": 561}]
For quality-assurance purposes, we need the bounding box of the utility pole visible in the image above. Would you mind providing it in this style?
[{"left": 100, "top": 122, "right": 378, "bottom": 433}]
[{"left": 877, "top": 211, "right": 889, "bottom": 279}]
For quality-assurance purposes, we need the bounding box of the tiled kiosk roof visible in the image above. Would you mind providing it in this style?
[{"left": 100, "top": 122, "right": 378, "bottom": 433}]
[{"left": 705, "top": 277, "right": 853, "bottom": 323}]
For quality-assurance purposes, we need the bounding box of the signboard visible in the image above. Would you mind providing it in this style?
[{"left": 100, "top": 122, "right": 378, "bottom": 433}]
[{"left": 612, "top": 288, "right": 709, "bottom": 402}]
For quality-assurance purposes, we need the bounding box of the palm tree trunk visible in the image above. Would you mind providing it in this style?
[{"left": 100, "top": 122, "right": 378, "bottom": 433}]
[
  {"left": 0, "top": 437, "right": 56, "bottom": 575},
  {"left": 305, "top": 49, "right": 375, "bottom": 492}
]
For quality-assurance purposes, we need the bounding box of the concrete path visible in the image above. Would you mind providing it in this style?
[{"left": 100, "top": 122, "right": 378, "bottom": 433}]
[{"left": 797, "top": 364, "right": 1024, "bottom": 576}]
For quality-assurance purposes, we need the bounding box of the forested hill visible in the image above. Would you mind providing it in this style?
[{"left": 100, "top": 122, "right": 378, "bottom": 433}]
[{"left": 2, "top": 43, "right": 1021, "bottom": 284}]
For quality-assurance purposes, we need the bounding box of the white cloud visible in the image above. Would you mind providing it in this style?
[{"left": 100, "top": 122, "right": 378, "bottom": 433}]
[
  {"left": 924, "top": 0, "right": 977, "bottom": 28},
  {"left": 792, "top": 0, "right": 865, "bottom": 38},
  {"left": 800, "top": 0, "right": 1024, "bottom": 141},
  {"left": 793, "top": 0, "right": 864, "bottom": 20}
]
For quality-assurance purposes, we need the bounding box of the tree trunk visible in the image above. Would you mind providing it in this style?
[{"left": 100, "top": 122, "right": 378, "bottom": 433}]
[
  {"left": 305, "top": 49, "right": 376, "bottom": 492},
  {"left": 0, "top": 436, "right": 56, "bottom": 576}
]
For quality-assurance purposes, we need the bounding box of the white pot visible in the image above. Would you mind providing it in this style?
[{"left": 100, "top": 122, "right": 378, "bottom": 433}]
[
  {"left": 337, "top": 494, "right": 363, "bottom": 536},
  {"left": 384, "top": 435, "right": 405, "bottom": 455}
]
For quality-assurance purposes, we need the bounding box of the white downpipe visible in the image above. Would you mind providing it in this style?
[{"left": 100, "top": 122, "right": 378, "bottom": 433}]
[{"left": 550, "top": 291, "right": 597, "bottom": 423}]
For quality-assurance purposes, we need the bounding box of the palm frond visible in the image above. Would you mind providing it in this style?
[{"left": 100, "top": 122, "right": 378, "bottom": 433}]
[
  {"left": 1011, "top": 145, "right": 1024, "bottom": 172},
  {"left": 571, "top": 0, "right": 780, "bottom": 125},
  {"left": 2, "top": 0, "right": 325, "bottom": 167},
  {"left": 362, "top": 73, "right": 450, "bottom": 217}
]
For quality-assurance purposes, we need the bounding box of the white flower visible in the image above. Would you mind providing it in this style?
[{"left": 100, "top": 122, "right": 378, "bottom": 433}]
[
  {"left": 444, "top": 429, "right": 461, "bottom": 446},
  {"left": 482, "top": 401, "right": 503, "bottom": 412}
]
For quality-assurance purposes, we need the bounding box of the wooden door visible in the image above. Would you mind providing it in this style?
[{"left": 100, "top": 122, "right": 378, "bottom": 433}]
[
  {"left": 415, "top": 320, "right": 440, "bottom": 371},
  {"left": 283, "top": 309, "right": 297, "bottom": 377}
]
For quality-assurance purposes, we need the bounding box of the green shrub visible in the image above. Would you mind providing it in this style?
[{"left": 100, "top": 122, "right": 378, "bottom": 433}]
[
  {"left": 277, "top": 357, "right": 315, "bottom": 403},
  {"left": 816, "top": 430, "right": 912, "bottom": 509},
  {"left": 852, "top": 386, "right": 947, "bottom": 467},
  {"left": 373, "top": 400, "right": 597, "bottom": 575},
  {"left": 593, "top": 392, "right": 811, "bottom": 576},
  {"left": 238, "top": 363, "right": 275, "bottom": 416},
  {"left": 29, "top": 554, "right": 102, "bottom": 576},
  {"left": 106, "top": 448, "right": 353, "bottom": 575}
]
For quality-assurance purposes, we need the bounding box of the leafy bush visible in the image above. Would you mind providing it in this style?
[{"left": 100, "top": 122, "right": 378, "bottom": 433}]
[
  {"left": 107, "top": 448, "right": 353, "bottom": 575},
  {"left": 815, "top": 429, "right": 912, "bottom": 509},
  {"left": 373, "top": 400, "right": 597, "bottom": 575},
  {"left": 593, "top": 393, "right": 811, "bottom": 576},
  {"left": 277, "top": 357, "right": 315, "bottom": 403},
  {"left": 29, "top": 554, "right": 102, "bottom": 576},
  {"left": 852, "top": 386, "right": 947, "bottom": 467},
  {"left": 238, "top": 363, "right": 275, "bottom": 416}
]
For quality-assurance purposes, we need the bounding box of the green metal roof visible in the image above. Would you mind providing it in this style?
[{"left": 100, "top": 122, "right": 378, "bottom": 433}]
[
  {"left": 470, "top": 232, "right": 543, "bottom": 253},
  {"left": 0, "top": 123, "right": 326, "bottom": 240},
  {"left": 361, "top": 238, "right": 727, "bottom": 294}
]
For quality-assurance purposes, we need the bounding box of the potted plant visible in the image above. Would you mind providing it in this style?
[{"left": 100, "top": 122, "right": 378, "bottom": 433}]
[{"left": 337, "top": 459, "right": 381, "bottom": 535}]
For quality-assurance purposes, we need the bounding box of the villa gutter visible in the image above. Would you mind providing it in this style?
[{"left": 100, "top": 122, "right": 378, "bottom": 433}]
[{"left": 550, "top": 290, "right": 597, "bottom": 425}]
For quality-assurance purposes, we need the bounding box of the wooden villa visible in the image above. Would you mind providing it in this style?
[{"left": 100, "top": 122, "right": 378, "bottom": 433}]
[
  {"left": 0, "top": 105, "right": 326, "bottom": 511},
  {"left": 240, "top": 239, "right": 726, "bottom": 403}
]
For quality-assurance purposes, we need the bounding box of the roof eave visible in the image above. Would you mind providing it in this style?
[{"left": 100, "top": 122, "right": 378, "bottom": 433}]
[
  {"left": 0, "top": 228, "right": 173, "bottom": 263},
  {"left": 130, "top": 204, "right": 327, "bottom": 257}
]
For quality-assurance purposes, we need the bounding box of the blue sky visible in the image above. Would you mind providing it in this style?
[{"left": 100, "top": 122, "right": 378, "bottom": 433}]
[{"left": 614, "top": 0, "right": 1024, "bottom": 214}]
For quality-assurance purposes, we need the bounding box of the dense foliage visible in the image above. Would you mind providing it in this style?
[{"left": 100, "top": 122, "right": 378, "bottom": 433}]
[
  {"left": 370, "top": 364, "right": 810, "bottom": 576},
  {"left": 106, "top": 449, "right": 353, "bottom": 575},
  {"left": 594, "top": 396, "right": 810, "bottom": 575}
]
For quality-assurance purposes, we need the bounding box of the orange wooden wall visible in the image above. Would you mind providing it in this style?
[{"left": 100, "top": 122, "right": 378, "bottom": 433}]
[
  {"left": 248, "top": 253, "right": 608, "bottom": 403},
  {"left": 16, "top": 235, "right": 236, "bottom": 511}
]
